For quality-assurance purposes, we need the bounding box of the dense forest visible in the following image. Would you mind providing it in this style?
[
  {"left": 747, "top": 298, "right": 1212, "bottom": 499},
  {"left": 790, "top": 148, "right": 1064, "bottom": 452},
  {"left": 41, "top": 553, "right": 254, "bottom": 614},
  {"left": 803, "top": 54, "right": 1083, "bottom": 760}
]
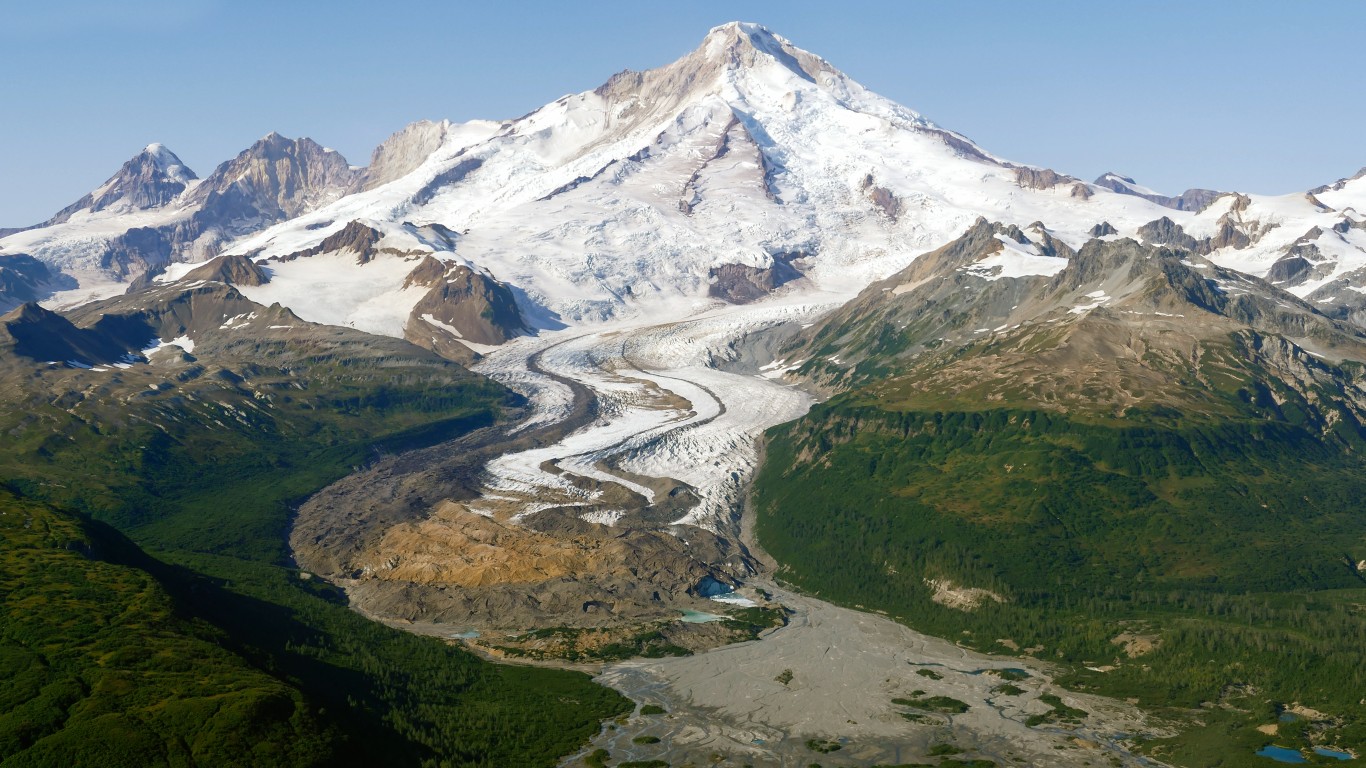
[{"left": 0, "top": 350, "right": 629, "bottom": 767}]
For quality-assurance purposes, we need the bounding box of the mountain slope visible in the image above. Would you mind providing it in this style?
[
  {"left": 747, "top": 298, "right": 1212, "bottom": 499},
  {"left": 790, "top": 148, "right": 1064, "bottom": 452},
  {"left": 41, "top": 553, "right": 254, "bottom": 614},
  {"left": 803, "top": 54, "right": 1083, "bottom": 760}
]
[
  {"left": 218, "top": 22, "right": 1179, "bottom": 326},
  {"left": 0, "top": 490, "right": 340, "bottom": 768},
  {"left": 153, "top": 220, "right": 527, "bottom": 358},
  {"left": 753, "top": 223, "right": 1366, "bottom": 763},
  {"left": 783, "top": 218, "right": 1366, "bottom": 399},
  {"left": 0, "top": 134, "right": 358, "bottom": 308},
  {"left": 47, "top": 143, "right": 197, "bottom": 225},
  {"left": 0, "top": 281, "right": 630, "bottom": 767}
]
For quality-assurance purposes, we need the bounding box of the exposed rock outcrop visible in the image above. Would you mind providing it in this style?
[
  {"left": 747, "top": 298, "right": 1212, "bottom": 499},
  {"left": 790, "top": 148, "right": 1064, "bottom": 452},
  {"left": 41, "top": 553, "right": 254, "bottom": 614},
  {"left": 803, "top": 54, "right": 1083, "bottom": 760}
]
[
  {"left": 47, "top": 144, "right": 196, "bottom": 224},
  {"left": 1013, "top": 166, "right": 1079, "bottom": 191},
  {"left": 400, "top": 254, "right": 449, "bottom": 290},
  {"left": 183, "top": 253, "right": 270, "bottom": 286},
  {"left": 0, "top": 302, "right": 136, "bottom": 365},
  {"left": 360, "top": 120, "right": 452, "bottom": 191},
  {"left": 188, "top": 132, "right": 357, "bottom": 224},
  {"left": 405, "top": 265, "right": 526, "bottom": 355},
  {"left": 709, "top": 252, "right": 804, "bottom": 304},
  {"left": 0, "top": 254, "right": 71, "bottom": 310},
  {"left": 1266, "top": 243, "right": 1331, "bottom": 286},
  {"left": 1094, "top": 172, "right": 1221, "bottom": 212},
  {"left": 861, "top": 174, "right": 903, "bottom": 220},
  {"left": 1137, "top": 215, "right": 1256, "bottom": 256},
  {"left": 273, "top": 220, "right": 387, "bottom": 264},
  {"left": 97, "top": 226, "right": 175, "bottom": 279}
]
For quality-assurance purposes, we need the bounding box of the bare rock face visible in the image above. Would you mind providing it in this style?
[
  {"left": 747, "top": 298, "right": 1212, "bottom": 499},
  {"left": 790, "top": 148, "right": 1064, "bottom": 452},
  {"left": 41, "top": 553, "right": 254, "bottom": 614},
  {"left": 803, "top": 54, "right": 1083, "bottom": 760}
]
[
  {"left": 0, "top": 254, "right": 72, "bottom": 311},
  {"left": 97, "top": 226, "right": 175, "bottom": 279},
  {"left": 1094, "top": 172, "right": 1221, "bottom": 212},
  {"left": 68, "top": 281, "right": 293, "bottom": 348},
  {"left": 708, "top": 253, "right": 804, "bottom": 304},
  {"left": 1137, "top": 216, "right": 1205, "bottom": 252},
  {"left": 1207, "top": 214, "right": 1254, "bottom": 251},
  {"left": 401, "top": 254, "right": 449, "bottom": 289},
  {"left": 189, "top": 133, "right": 358, "bottom": 233},
  {"left": 406, "top": 264, "right": 526, "bottom": 351},
  {"left": 1013, "top": 166, "right": 1078, "bottom": 191},
  {"left": 1267, "top": 243, "right": 1332, "bottom": 286},
  {"left": 0, "top": 302, "right": 133, "bottom": 364},
  {"left": 861, "top": 174, "right": 903, "bottom": 220},
  {"left": 360, "top": 120, "right": 452, "bottom": 191},
  {"left": 273, "top": 220, "right": 387, "bottom": 264},
  {"left": 47, "top": 144, "right": 196, "bottom": 225},
  {"left": 183, "top": 253, "right": 270, "bottom": 286}
]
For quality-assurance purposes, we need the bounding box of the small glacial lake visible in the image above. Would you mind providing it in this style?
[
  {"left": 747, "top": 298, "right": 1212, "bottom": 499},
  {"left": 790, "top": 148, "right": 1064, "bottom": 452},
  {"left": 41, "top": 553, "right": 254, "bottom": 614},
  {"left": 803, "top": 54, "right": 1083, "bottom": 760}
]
[
  {"left": 680, "top": 610, "right": 725, "bottom": 623},
  {"left": 1256, "top": 744, "right": 1355, "bottom": 763},
  {"left": 1256, "top": 745, "right": 1306, "bottom": 763}
]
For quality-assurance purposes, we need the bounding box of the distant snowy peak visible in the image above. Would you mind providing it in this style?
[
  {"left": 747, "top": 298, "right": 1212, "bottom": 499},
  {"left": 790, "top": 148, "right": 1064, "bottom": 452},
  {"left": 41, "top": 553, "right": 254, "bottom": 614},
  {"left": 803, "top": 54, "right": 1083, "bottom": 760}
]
[
  {"left": 1309, "top": 168, "right": 1366, "bottom": 215},
  {"left": 1310, "top": 166, "right": 1366, "bottom": 196},
  {"left": 1096, "top": 172, "right": 1160, "bottom": 197},
  {"left": 141, "top": 143, "right": 195, "bottom": 181},
  {"left": 697, "top": 21, "right": 838, "bottom": 82},
  {"left": 47, "top": 143, "right": 198, "bottom": 224},
  {"left": 586, "top": 20, "right": 941, "bottom": 144},
  {"left": 1094, "top": 171, "right": 1222, "bottom": 212}
]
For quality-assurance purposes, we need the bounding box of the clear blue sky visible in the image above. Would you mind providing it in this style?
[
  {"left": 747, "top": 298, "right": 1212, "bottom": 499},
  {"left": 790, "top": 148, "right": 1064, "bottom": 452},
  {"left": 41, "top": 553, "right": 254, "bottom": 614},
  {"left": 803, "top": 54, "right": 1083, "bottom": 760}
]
[{"left": 1, "top": 0, "right": 1361, "bottom": 227}]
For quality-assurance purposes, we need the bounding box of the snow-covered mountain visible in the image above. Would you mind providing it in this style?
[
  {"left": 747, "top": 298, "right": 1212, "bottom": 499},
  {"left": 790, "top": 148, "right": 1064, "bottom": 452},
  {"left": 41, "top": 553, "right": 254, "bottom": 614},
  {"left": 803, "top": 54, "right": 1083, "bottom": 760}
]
[
  {"left": 0, "top": 133, "right": 358, "bottom": 308},
  {"left": 4, "top": 21, "right": 1366, "bottom": 353},
  {"left": 1092, "top": 171, "right": 1221, "bottom": 212},
  {"left": 48, "top": 143, "right": 197, "bottom": 224}
]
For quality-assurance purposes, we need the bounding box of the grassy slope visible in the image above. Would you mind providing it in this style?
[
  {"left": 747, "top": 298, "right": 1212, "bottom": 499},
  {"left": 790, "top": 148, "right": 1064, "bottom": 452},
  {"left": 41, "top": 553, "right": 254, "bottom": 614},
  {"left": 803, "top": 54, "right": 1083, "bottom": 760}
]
[
  {"left": 0, "top": 356, "right": 630, "bottom": 767},
  {"left": 755, "top": 395, "right": 1366, "bottom": 766}
]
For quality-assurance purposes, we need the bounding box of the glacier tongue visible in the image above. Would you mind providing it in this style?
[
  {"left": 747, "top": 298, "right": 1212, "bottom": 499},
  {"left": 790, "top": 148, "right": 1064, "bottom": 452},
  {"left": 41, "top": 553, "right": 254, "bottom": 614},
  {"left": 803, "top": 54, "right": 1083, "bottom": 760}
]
[{"left": 470, "top": 296, "right": 826, "bottom": 533}]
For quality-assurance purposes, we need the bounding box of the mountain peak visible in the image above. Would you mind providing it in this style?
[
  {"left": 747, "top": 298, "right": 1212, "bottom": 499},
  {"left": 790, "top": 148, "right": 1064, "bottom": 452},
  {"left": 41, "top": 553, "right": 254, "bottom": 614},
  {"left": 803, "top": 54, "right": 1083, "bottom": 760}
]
[
  {"left": 694, "top": 20, "right": 820, "bottom": 80},
  {"left": 1094, "top": 171, "right": 1222, "bottom": 213},
  {"left": 701, "top": 21, "right": 783, "bottom": 49},
  {"left": 43, "top": 143, "right": 196, "bottom": 224},
  {"left": 1098, "top": 171, "right": 1136, "bottom": 184},
  {"left": 139, "top": 143, "right": 193, "bottom": 177},
  {"left": 254, "top": 131, "right": 293, "bottom": 150},
  {"left": 189, "top": 131, "right": 357, "bottom": 223}
]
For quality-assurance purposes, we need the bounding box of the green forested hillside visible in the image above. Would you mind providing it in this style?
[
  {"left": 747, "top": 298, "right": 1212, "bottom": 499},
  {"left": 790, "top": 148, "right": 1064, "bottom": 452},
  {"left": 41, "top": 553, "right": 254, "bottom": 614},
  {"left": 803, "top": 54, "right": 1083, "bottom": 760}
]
[
  {"left": 754, "top": 227, "right": 1366, "bottom": 766},
  {"left": 0, "top": 490, "right": 337, "bottom": 768},
  {"left": 756, "top": 397, "right": 1366, "bottom": 764},
  {"left": 0, "top": 299, "right": 630, "bottom": 767}
]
